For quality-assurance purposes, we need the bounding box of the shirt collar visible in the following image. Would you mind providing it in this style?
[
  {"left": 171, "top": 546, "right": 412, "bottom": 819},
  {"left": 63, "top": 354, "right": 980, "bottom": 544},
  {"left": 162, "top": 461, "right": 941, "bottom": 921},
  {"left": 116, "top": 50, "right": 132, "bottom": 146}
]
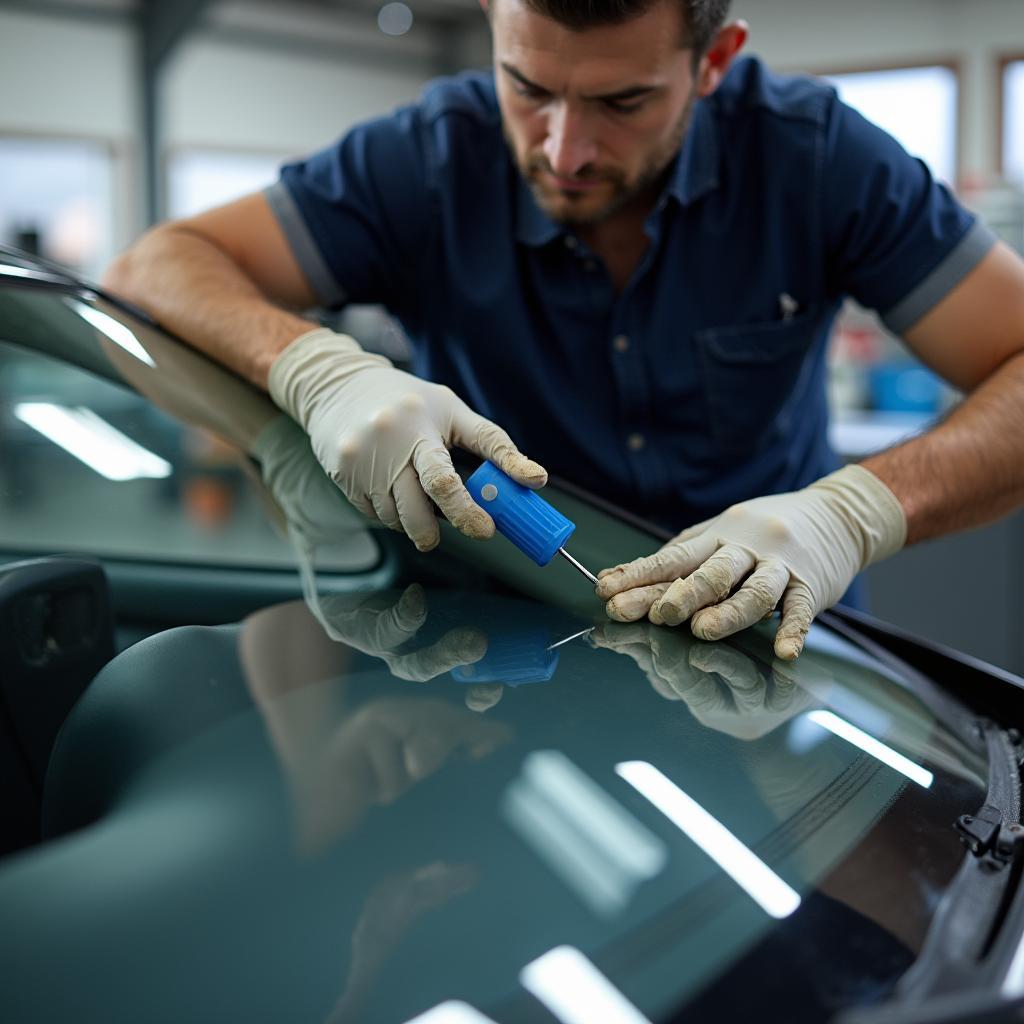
[{"left": 514, "top": 96, "right": 720, "bottom": 248}]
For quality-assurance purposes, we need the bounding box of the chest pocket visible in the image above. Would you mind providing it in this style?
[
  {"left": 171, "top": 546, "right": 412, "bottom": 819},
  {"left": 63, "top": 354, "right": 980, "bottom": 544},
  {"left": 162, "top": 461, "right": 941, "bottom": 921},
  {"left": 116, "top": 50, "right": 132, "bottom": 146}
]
[{"left": 693, "top": 306, "right": 824, "bottom": 457}]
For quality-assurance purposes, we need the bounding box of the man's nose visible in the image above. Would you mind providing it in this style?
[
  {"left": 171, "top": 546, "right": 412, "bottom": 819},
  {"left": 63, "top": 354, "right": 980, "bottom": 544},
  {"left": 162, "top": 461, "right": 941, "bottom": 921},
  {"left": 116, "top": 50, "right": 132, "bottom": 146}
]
[{"left": 543, "top": 103, "right": 598, "bottom": 178}]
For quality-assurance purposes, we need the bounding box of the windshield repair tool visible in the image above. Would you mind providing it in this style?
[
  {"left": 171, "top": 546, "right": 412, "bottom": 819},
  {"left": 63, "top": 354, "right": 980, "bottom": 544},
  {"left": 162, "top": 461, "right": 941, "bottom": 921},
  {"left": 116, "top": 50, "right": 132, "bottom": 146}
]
[
  {"left": 451, "top": 626, "right": 596, "bottom": 686},
  {"left": 465, "top": 461, "right": 599, "bottom": 585}
]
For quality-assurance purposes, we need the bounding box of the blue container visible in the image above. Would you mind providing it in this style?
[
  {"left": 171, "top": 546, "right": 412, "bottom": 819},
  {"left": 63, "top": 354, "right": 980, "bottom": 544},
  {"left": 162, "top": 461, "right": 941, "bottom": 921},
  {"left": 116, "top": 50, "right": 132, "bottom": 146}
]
[
  {"left": 465, "top": 461, "right": 575, "bottom": 567},
  {"left": 869, "top": 363, "right": 942, "bottom": 413}
]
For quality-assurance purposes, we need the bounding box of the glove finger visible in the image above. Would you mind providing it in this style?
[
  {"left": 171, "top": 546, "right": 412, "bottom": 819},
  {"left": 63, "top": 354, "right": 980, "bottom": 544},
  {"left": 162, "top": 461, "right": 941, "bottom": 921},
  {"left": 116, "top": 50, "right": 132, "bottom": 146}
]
[
  {"left": 688, "top": 644, "right": 765, "bottom": 714},
  {"left": 370, "top": 490, "right": 403, "bottom": 533},
  {"left": 775, "top": 581, "right": 816, "bottom": 661},
  {"left": 411, "top": 442, "right": 496, "bottom": 540},
  {"left": 605, "top": 582, "right": 673, "bottom": 623},
  {"left": 344, "top": 490, "right": 377, "bottom": 523},
  {"left": 364, "top": 735, "right": 412, "bottom": 806},
  {"left": 450, "top": 408, "right": 548, "bottom": 490},
  {"left": 652, "top": 544, "right": 756, "bottom": 627},
  {"left": 690, "top": 561, "right": 789, "bottom": 642},
  {"left": 595, "top": 517, "right": 718, "bottom": 583},
  {"left": 385, "top": 627, "right": 488, "bottom": 682},
  {"left": 403, "top": 729, "right": 452, "bottom": 780},
  {"left": 392, "top": 464, "right": 441, "bottom": 552},
  {"left": 325, "top": 584, "right": 427, "bottom": 653},
  {"left": 465, "top": 683, "right": 505, "bottom": 713},
  {"left": 596, "top": 532, "right": 719, "bottom": 600}
]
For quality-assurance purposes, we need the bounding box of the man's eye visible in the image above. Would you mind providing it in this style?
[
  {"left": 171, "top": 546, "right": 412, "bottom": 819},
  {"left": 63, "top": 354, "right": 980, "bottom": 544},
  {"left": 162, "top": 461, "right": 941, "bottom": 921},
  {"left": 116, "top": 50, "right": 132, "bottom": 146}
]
[
  {"left": 514, "top": 85, "right": 549, "bottom": 101},
  {"left": 605, "top": 98, "right": 646, "bottom": 115}
]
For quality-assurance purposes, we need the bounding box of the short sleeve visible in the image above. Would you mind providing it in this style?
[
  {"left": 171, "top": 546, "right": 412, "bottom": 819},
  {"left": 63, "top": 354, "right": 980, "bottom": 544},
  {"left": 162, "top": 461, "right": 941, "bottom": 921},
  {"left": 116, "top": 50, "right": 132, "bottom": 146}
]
[
  {"left": 822, "top": 100, "right": 996, "bottom": 333},
  {"left": 265, "top": 103, "right": 433, "bottom": 311}
]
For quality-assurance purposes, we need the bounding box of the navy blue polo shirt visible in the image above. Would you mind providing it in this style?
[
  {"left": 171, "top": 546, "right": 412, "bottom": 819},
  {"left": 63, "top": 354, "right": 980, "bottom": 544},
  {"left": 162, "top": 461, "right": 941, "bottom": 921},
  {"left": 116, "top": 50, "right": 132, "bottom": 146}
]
[{"left": 267, "top": 56, "right": 994, "bottom": 532}]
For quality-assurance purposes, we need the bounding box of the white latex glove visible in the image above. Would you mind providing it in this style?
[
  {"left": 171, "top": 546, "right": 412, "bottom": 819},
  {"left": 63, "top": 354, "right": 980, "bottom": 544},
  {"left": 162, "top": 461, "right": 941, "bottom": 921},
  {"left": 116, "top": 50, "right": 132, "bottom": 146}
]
[
  {"left": 595, "top": 465, "right": 906, "bottom": 661},
  {"left": 269, "top": 327, "right": 547, "bottom": 551}
]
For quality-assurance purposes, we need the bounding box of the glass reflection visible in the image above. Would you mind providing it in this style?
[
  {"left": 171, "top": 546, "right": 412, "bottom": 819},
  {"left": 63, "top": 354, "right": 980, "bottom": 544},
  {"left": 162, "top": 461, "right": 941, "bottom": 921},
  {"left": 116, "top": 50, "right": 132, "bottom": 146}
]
[
  {"left": 14, "top": 401, "right": 172, "bottom": 480},
  {"left": 405, "top": 1002, "right": 499, "bottom": 1024},
  {"left": 805, "top": 710, "right": 934, "bottom": 788},
  {"left": 66, "top": 298, "right": 155, "bottom": 367},
  {"left": 521, "top": 945, "right": 651, "bottom": 1024},
  {"left": 502, "top": 750, "right": 666, "bottom": 917},
  {"left": 616, "top": 761, "right": 802, "bottom": 920}
]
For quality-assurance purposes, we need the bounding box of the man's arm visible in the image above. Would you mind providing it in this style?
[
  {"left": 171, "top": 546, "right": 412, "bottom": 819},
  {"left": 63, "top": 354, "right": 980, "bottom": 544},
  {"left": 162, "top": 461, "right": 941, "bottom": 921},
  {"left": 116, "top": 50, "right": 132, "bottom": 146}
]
[
  {"left": 863, "top": 241, "right": 1024, "bottom": 543},
  {"left": 102, "top": 192, "right": 317, "bottom": 388},
  {"left": 103, "top": 190, "right": 547, "bottom": 551}
]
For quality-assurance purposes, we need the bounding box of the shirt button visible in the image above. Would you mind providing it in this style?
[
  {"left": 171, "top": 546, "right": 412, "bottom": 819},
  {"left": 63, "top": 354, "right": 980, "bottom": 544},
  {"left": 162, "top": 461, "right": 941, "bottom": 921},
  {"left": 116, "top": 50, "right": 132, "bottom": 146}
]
[
  {"left": 564, "top": 236, "right": 578, "bottom": 249},
  {"left": 613, "top": 334, "right": 630, "bottom": 353},
  {"left": 627, "top": 433, "right": 646, "bottom": 452},
  {"left": 584, "top": 260, "right": 597, "bottom": 272}
]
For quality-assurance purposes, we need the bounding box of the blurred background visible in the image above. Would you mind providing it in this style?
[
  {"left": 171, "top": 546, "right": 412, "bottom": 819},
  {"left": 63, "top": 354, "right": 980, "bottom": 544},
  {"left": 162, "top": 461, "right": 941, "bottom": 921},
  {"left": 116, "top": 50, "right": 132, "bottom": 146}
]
[{"left": 1, "top": 0, "right": 1023, "bottom": 668}]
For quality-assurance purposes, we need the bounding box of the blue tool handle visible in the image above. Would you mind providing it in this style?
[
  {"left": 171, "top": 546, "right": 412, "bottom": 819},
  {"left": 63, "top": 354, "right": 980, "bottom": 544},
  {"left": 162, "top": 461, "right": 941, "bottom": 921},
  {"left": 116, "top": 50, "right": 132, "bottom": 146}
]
[
  {"left": 465, "top": 461, "right": 575, "bottom": 567},
  {"left": 450, "top": 629, "right": 560, "bottom": 686}
]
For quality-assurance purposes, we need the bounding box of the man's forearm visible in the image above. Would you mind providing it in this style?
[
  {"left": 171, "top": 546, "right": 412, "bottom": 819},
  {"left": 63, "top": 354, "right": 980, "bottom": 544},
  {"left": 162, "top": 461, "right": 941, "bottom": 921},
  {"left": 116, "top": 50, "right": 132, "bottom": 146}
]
[
  {"left": 102, "top": 226, "right": 314, "bottom": 389},
  {"left": 863, "top": 351, "right": 1024, "bottom": 545}
]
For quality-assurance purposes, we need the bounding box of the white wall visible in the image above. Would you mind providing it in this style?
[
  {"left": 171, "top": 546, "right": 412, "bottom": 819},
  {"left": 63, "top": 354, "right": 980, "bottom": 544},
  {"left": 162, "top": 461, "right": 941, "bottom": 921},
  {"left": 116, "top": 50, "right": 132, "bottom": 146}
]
[
  {"left": 0, "top": 9, "right": 137, "bottom": 138},
  {"left": 0, "top": 6, "right": 438, "bottom": 245},
  {"left": 3, "top": 0, "right": 1023, "bottom": 246},
  {"left": 162, "top": 38, "right": 429, "bottom": 157}
]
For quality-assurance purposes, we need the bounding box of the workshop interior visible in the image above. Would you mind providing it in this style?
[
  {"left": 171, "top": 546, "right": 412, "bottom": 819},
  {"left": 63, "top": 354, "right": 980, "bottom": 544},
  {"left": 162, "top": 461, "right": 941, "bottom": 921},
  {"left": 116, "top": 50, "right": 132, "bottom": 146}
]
[{"left": 3, "top": 1, "right": 1024, "bottom": 1022}]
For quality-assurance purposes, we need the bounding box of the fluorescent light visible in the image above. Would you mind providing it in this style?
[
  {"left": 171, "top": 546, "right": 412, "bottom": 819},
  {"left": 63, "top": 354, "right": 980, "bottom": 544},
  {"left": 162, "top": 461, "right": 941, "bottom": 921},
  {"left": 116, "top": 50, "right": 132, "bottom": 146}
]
[
  {"left": 15, "top": 403, "right": 172, "bottom": 481},
  {"left": 807, "top": 710, "right": 934, "bottom": 788},
  {"left": 404, "top": 1001, "right": 498, "bottom": 1024},
  {"left": 520, "top": 946, "right": 651, "bottom": 1024},
  {"left": 615, "top": 761, "right": 801, "bottom": 920},
  {"left": 1003, "top": 933, "right": 1024, "bottom": 997},
  {"left": 67, "top": 298, "right": 155, "bottom": 367},
  {"left": 502, "top": 751, "right": 666, "bottom": 916}
]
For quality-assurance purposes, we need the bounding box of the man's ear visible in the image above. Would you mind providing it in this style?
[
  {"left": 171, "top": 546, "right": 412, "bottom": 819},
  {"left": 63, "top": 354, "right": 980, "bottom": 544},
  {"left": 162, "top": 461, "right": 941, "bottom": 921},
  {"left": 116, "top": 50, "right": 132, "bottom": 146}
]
[{"left": 695, "top": 21, "right": 749, "bottom": 98}]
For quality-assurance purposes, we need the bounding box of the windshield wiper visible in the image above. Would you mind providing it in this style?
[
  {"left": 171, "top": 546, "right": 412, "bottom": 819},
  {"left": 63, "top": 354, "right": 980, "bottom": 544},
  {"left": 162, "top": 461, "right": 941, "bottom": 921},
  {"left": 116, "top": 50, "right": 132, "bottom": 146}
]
[{"left": 840, "top": 723, "right": 1024, "bottom": 1024}]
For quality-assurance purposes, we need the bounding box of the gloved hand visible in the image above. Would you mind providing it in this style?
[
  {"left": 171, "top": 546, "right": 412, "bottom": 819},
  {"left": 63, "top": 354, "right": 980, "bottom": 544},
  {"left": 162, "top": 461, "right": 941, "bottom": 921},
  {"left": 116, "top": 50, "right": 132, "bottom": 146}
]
[
  {"left": 595, "top": 465, "right": 906, "bottom": 661},
  {"left": 269, "top": 327, "right": 547, "bottom": 551},
  {"left": 313, "top": 584, "right": 488, "bottom": 683},
  {"left": 251, "top": 414, "right": 368, "bottom": 544},
  {"left": 589, "top": 621, "right": 814, "bottom": 740}
]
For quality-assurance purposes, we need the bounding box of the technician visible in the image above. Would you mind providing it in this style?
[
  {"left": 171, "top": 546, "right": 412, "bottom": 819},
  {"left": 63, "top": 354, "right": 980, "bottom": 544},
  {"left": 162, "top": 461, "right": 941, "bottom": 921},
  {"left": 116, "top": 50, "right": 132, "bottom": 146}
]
[{"left": 104, "top": 0, "right": 1024, "bottom": 660}]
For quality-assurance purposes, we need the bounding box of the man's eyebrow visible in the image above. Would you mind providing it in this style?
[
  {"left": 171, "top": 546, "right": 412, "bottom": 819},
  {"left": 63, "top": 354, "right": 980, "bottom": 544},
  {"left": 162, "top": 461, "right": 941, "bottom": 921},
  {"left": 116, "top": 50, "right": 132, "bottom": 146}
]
[
  {"left": 500, "top": 61, "right": 658, "bottom": 101},
  {"left": 500, "top": 62, "right": 549, "bottom": 91}
]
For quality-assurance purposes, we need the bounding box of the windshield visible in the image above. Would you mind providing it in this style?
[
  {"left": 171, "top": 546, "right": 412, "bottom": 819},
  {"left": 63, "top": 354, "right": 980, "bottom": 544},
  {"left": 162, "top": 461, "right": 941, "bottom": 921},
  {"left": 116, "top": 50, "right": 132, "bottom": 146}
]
[{"left": 0, "top": 263, "right": 990, "bottom": 1024}]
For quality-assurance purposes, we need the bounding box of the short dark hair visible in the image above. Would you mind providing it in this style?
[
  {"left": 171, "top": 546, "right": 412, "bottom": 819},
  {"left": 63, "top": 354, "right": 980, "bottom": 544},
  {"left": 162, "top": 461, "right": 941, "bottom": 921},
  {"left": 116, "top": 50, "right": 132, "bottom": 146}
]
[{"left": 519, "top": 0, "right": 731, "bottom": 55}]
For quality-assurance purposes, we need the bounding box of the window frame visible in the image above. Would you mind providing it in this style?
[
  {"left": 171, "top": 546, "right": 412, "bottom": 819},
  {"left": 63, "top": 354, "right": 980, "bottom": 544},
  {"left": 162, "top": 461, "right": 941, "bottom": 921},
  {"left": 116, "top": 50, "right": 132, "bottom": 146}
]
[
  {"left": 793, "top": 56, "right": 964, "bottom": 187},
  {"left": 0, "top": 127, "right": 134, "bottom": 280},
  {"left": 998, "top": 53, "right": 1024, "bottom": 184},
  {"left": 162, "top": 142, "right": 297, "bottom": 221}
]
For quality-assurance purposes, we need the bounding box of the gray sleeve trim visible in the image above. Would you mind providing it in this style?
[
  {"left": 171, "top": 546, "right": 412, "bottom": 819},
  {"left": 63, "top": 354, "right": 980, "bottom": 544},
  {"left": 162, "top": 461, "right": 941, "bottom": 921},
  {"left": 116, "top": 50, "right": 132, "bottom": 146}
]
[
  {"left": 881, "top": 219, "right": 998, "bottom": 334},
  {"left": 263, "top": 181, "right": 347, "bottom": 307}
]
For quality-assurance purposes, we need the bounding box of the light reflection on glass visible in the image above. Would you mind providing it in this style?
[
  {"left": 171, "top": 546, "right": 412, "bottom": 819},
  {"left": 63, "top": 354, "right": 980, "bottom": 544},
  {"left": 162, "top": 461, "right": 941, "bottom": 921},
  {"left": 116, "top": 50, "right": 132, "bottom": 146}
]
[
  {"left": 502, "top": 750, "right": 666, "bottom": 917},
  {"left": 404, "top": 1000, "right": 499, "bottom": 1023},
  {"left": 615, "top": 760, "right": 801, "bottom": 920},
  {"left": 1001, "top": 932, "right": 1024, "bottom": 997},
  {"left": 67, "top": 298, "right": 156, "bottom": 367},
  {"left": 14, "top": 402, "right": 172, "bottom": 481},
  {"left": 521, "top": 946, "right": 651, "bottom": 1024},
  {"left": 807, "top": 710, "right": 934, "bottom": 788}
]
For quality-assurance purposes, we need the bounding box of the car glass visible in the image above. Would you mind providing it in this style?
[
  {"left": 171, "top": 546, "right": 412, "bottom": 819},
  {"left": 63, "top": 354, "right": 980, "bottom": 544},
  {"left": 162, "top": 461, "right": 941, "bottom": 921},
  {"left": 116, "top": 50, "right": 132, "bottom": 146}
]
[
  {"left": 0, "top": 285, "right": 377, "bottom": 573},
  {"left": 0, "top": 264, "right": 993, "bottom": 1023}
]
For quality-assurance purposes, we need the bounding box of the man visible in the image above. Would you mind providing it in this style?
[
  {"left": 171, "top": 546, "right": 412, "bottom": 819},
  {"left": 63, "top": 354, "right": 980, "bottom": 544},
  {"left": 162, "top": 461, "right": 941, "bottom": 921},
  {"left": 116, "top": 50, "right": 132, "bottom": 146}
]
[{"left": 103, "top": 0, "right": 1024, "bottom": 660}]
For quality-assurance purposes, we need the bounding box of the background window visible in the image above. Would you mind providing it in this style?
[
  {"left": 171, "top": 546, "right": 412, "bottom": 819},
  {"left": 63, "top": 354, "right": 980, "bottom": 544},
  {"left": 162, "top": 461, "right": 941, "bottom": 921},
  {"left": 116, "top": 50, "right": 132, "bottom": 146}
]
[
  {"left": 166, "top": 148, "right": 289, "bottom": 219},
  {"left": 0, "top": 136, "right": 115, "bottom": 283},
  {"left": 1004, "top": 59, "right": 1024, "bottom": 186},
  {"left": 824, "top": 65, "right": 959, "bottom": 185}
]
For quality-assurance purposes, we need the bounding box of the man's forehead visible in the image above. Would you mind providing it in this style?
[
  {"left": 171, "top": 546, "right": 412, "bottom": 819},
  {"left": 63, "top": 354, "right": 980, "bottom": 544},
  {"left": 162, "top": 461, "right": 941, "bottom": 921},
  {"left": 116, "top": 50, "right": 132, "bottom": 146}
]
[{"left": 491, "top": 0, "right": 689, "bottom": 85}]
